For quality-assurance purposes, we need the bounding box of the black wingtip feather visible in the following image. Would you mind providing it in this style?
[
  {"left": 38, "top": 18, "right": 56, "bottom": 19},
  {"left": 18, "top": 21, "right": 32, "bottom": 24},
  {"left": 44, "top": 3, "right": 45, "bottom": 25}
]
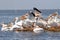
[{"left": 33, "top": 7, "right": 42, "bottom": 13}]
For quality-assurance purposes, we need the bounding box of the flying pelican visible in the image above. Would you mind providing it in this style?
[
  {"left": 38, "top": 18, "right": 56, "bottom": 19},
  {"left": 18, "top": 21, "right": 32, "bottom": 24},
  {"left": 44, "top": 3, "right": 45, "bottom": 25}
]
[
  {"left": 33, "top": 7, "right": 44, "bottom": 23},
  {"left": 33, "top": 7, "right": 42, "bottom": 17},
  {"left": 32, "top": 8, "right": 47, "bottom": 27}
]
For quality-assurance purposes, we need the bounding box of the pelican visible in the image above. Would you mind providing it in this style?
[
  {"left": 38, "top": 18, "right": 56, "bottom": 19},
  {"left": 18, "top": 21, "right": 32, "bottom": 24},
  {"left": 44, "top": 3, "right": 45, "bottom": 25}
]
[
  {"left": 10, "top": 13, "right": 33, "bottom": 31},
  {"left": 33, "top": 22, "right": 44, "bottom": 33},
  {"left": 1, "top": 21, "right": 17, "bottom": 31},
  {"left": 46, "top": 12, "right": 60, "bottom": 27},
  {"left": 33, "top": 7, "right": 44, "bottom": 23},
  {"left": 31, "top": 8, "right": 46, "bottom": 27},
  {"left": 1, "top": 23, "right": 7, "bottom": 31},
  {"left": 24, "top": 13, "right": 35, "bottom": 23},
  {"left": 1, "top": 23, "right": 12, "bottom": 31},
  {"left": 19, "top": 13, "right": 33, "bottom": 28},
  {"left": 10, "top": 16, "right": 24, "bottom": 31},
  {"left": 32, "top": 9, "right": 47, "bottom": 27},
  {"left": 33, "top": 26, "right": 44, "bottom": 33},
  {"left": 33, "top": 7, "right": 42, "bottom": 18},
  {"left": 47, "top": 12, "right": 58, "bottom": 24},
  {"left": 37, "top": 19, "right": 48, "bottom": 27}
]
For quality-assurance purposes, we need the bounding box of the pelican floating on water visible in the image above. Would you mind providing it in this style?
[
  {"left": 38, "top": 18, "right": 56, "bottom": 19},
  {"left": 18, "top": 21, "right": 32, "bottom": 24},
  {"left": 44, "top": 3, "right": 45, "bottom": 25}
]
[
  {"left": 33, "top": 23, "right": 44, "bottom": 33},
  {"left": 46, "top": 12, "right": 60, "bottom": 28},
  {"left": 10, "top": 16, "right": 24, "bottom": 31},
  {"left": 47, "top": 12, "right": 58, "bottom": 23},
  {"left": 1, "top": 22, "right": 13, "bottom": 31},
  {"left": 33, "top": 27, "right": 44, "bottom": 33}
]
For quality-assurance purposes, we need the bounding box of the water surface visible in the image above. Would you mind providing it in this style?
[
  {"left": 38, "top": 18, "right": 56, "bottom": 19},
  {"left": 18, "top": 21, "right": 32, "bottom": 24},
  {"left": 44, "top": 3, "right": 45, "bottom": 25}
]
[{"left": 0, "top": 9, "right": 60, "bottom": 40}]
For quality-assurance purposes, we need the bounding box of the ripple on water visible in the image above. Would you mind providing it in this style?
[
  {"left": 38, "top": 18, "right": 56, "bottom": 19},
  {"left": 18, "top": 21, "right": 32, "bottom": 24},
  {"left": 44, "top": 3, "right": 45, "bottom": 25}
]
[{"left": 0, "top": 31, "right": 60, "bottom": 40}]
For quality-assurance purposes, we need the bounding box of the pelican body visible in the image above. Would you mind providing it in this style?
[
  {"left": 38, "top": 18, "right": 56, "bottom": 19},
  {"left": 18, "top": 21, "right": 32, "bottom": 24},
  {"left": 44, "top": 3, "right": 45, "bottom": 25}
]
[{"left": 33, "top": 26, "right": 44, "bottom": 33}]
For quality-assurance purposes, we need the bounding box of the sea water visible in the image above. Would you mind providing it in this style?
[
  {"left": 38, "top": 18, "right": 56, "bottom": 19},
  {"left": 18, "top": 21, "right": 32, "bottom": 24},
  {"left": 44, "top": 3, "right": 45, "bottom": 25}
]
[{"left": 0, "top": 9, "right": 60, "bottom": 40}]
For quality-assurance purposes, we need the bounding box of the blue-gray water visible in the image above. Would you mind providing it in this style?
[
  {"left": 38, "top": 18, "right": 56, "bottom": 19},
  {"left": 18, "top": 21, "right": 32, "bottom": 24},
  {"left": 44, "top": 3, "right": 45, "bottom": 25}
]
[{"left": 0, "top": 9, "right": 60, "bottom": 40}]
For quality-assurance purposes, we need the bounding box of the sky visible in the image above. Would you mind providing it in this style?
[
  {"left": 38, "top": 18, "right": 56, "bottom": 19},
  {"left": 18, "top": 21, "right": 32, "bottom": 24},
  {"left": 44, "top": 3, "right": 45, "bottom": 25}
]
[{"left": 0, "top": 0, "right": 60, "bottom": 10}]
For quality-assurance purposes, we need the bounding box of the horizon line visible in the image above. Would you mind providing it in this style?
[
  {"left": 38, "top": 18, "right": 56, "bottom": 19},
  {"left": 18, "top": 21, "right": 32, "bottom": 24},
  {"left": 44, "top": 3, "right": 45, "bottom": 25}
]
[{"left": 0, "top": 8, "right": 60, "bottom": 10}]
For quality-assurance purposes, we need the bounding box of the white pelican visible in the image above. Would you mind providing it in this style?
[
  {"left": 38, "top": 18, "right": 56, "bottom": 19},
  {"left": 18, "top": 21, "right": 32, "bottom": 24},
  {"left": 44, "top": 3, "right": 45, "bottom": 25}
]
[
  {"left": 10, "top": 13, "right": 33, "bottom": 30},
  {"left": 10, "top": 16, "right": 24, "bottom": 31},
  {"left": 9, "top": 17, "right": 19, "bottom": 30},
  {"left": 1, "top": 23, "right": 12, "bottom": 31},
  {"left": 47, "top": 12, "right": 58, "bottom": 24},
  {"left": 30, "top": 8, "right": 46, "bottom": 27},
  {"left": 23, "top": 13, "right": 35, "bottom": 24},
  {"left": 46, "top": 12, "right": 60, "bottom": 27},
  {"left": 33, "top": 7, "right": 42, "bottom": 14},
  {"left": 33, "top": 22, "right": 44, "bottom": 33},
  {"left": 29, "top": 7, "right": 43, "bottom": 23},
  {"left": 33, "top": 26, "right": 44, "bottom": 33},
  {"left": 0, "top": 21, "right": 17, "bottom": 31},
  {"left": 10, "top": 24, "right": 23, "bottom": 31},
  {"left": 1, "top": 23, "right": 7, "bottom": 31},
  {"left": 37, "top": 19, "right": 47, "bottom": 27},
  {"left": 24, "top": 13, "right": 33, "bottom": 21}
]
